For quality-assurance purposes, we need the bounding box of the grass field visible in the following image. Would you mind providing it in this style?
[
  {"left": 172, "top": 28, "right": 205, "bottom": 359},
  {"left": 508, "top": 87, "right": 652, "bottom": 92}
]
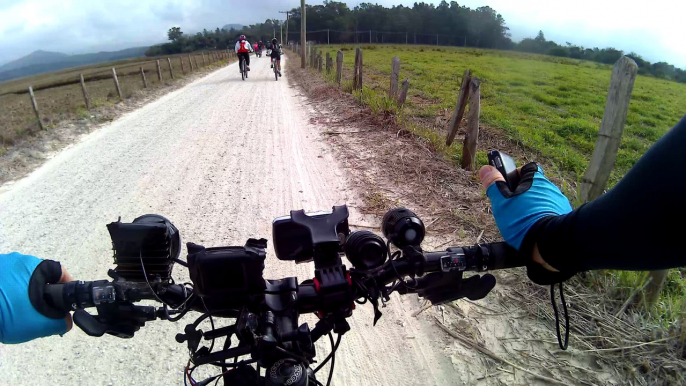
[
  {"left": 320, "top": 44, "right": 686, "bottom": 187},
  {"left": 0, "top": 51, "right": 230, "bottom": 150},
  {"left": 312, "top": 44, "right": 686, "bottom": 339}
]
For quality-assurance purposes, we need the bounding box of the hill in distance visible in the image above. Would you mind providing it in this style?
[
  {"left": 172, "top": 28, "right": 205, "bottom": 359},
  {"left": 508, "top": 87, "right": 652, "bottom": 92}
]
[
  {"left": 222, "top": 24, "right": 244, "bottom": 31},
  {"left": 0, "top": 50, "right": 70, "bottom": 72},
  {"left": 0, "top": 47, "right": 148, "bottom": 83}
]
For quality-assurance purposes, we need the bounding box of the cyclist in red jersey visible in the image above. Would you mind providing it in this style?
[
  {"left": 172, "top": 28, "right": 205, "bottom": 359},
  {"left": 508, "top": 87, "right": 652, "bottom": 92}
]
[{"left": 234, "top": 35, "right": 254, "bottom": 72}]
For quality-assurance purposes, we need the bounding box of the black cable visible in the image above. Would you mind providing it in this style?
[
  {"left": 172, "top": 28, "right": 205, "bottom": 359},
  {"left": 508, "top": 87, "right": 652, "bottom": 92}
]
[
  {"left": 326, "top": 339, "right": 336, "bottom": 386},
  {"left": 274, "top": 346, "right": 310, "bottom": 366},
  {"left": 551, "top": 282, "right": 569, "bottom": 350},
  {"left": 314, "top": 333, "right": 342, "bottom": 374},
  {"left": 168, "top": 299, "right": 194, "bottom": 322},
  {"left": 386, "top": 241, "right": 417, "bottom": 290},
  {"left": 138, "top": 250, "right": 193, "bottom": 310},
  {"left": 189, "top": 365, "right": 199, "bottom": 384},
  {"left": 200, "top": 298, "right": 216, "bottom": 353}
]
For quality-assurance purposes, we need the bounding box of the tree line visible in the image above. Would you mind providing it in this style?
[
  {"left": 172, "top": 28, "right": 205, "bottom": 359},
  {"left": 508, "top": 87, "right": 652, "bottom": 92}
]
[
  {"left": 145, "top": 1, "right": 685, "bottom": 84},
  {"left": 517, "top": 31, "right": 686, "bottom": 83}
]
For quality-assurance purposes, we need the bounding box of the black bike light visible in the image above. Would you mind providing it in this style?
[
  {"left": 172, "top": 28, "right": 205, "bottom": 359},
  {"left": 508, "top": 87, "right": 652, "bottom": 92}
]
[
  {"left": 381, "top": 208, "right": 425, "bottom": 249},
  {"left": 344, "top": 230, "right": 387, "bottom": 270}
]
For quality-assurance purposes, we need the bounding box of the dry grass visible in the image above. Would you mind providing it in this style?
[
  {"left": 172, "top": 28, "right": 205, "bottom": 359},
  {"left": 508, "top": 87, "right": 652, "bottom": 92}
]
[
  {"left": 0, "top": 51, "right": 232, "bottom": 148},
  {"left": 514, "top": 273, "right": 686, "bottom": 385},
  {"left": 288, "top": 57, "right": 499, "bottom": 245}
]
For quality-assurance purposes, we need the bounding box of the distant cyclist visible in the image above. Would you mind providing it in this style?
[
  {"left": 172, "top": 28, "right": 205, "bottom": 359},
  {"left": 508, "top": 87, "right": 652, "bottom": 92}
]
[
  {"left": 270, "top": 38, "right": 282, "bottom": 77},
  {"left": 234, "top": 35, "right": 254, "bottom": 72}
]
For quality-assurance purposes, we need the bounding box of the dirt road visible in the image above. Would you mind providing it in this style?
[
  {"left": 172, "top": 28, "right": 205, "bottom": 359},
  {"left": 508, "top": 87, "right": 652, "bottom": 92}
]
[{"left": 0, "top": 56, "right": 459, "bottom": 385}]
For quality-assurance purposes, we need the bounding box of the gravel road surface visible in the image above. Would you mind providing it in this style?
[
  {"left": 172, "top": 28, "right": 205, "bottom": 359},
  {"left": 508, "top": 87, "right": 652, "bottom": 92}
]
[{"left": 0, "top": 56, "right": 457, "bottom": 385}]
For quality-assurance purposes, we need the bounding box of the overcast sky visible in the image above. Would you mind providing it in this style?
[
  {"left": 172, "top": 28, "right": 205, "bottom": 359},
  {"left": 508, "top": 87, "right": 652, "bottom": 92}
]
[{"left": 1, "top": 0, "right": 684, "bottom": 67}]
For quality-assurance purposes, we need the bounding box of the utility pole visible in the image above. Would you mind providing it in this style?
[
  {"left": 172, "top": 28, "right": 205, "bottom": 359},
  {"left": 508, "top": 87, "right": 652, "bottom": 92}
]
[
  {"left": 300, "top": 0, "right": 306, "bottom": 68},
  {"left": 369, "top": 30, "right": 372, "bottom": 43},
  {"left": 327, "top": 29, "right": 330, "bottom": 45},
  {"left": 279, "top": 11, "right": 291, "bottom": 44},
  {"left": 280, "top": 24, "right": 283, "bottom": 43}
]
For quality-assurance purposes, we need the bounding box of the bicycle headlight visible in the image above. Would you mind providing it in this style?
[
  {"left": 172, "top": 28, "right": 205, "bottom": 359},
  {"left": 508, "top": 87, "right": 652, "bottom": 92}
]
[
  {"left": 381, "top": 208, "right": 425, "bottom": 249},
  {"left": 344, "top": 230, "right": 387, "bottom": 270}
]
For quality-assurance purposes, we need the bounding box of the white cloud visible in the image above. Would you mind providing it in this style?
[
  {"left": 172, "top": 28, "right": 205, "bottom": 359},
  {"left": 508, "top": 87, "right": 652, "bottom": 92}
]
[{"left": 0, "top": 0, "right": 684, "bottom": 68}]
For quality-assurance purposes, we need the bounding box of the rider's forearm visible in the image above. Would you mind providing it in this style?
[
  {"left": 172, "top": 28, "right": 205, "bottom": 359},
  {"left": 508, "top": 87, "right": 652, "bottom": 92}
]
[{"left": 526, "top": 115, "right": 686, "bottom": 273}]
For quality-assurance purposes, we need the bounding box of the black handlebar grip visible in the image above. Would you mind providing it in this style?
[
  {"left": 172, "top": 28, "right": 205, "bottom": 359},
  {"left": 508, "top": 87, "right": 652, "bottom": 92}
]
[
  {"left": 488, "top": 242, "right": 527, "bottom": 270},
  {"left": 43, "top": 283, "right": 71, "bottom": 314}
]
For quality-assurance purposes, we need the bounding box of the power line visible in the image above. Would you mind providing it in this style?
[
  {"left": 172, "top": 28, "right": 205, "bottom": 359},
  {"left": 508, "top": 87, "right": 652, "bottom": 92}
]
[{"left": 279, "top": 11, "right": 291, "bottom": 43}]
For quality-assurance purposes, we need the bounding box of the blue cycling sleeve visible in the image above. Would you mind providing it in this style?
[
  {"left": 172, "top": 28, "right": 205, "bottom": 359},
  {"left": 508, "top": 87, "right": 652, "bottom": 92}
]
[{"left": 0, "top": 253, "right": 68, "bottom": 344}]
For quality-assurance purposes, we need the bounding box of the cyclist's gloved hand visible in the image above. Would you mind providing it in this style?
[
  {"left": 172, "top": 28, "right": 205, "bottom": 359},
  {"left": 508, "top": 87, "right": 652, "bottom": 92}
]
[
  {"left": 479, "top": 163, "right": 575, "bottom": 285},
  {"left": 0, "top": 253, "right": 73, "bottom": 344}
]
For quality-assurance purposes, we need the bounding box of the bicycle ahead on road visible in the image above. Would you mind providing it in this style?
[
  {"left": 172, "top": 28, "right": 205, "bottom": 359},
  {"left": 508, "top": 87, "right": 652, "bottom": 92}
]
[
  {"left": 272, "top": 58, "right": 279, "bottom": 81},
  {"left": 42, "top": 206, "right": 525, "bottom": 386},
  {"left": 240, "top": 57, "right": 248, "bottom": 81},
  {"left": 256, "top": 49, "right": 262, "bottom": 58}
]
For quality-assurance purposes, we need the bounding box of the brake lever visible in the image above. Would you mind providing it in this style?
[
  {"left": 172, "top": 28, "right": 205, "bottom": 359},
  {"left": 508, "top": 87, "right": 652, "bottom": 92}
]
[
  {"left": 73, "top": 303, "right": 157, "bottom": 338},
  {"left": 408, "top": 271, "right": 496, "bottom": 305}
]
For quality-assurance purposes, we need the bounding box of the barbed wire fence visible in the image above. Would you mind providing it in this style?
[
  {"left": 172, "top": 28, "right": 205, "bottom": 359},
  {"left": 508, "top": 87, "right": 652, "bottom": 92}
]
[{"left": 287, "top": 29, "right": 466, "bottom": 47}]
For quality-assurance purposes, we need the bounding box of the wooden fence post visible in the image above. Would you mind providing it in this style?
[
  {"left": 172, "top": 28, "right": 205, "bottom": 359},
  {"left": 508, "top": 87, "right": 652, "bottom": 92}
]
[
  {"left": 140, "top": 67, "right": 148, "bottom": 88},
  {"left": 195, "top": 55, "right": 200, "bottom": 69},
  {"left": 398, "top": 78, "right": 410, "bottom": 107},
  {"left": 28, "top": 86, "right": 45, "bottom": 130},
  {"left": 79, "top": 73, "right": 91, "bottom": 110},
  {"left": 336, "top": 51, "right": 343, "bottom": 87},
  {"left": 645, "top": 271, "right": 669, "bottom": 306},
  {"left": 389, "top": 56, "right": 401, "bottom": 98},
  {"left": 167, "top": 58, "right": 174, "bottom": 79},
  {"left": 353, "top": 48, "right": 363, "bottom": 91},
  {"left": 461, "top": 77, "right": 481, "bottom": 170},
  {"left": 156, "top": 60, "right": 163, "bottom": 81},
  {"left": 580, "top": 56, "right": 638, "bottom": 202},
  {"left": 326, "top": 52, "right": 331, "bottom": 74},
  {"left": 353, "top": 48, "right": 359, "bottom": 88},
  {"left": 111, "top": 68, "right": 123, "bottom": 99},
  {"left": 179, "top": 57, "right": 185, "bottom": 74},
  {"left": 189, "top": 55, "right": 194, "bottom": 71},
  {"left": 318, "top": 53, "right": 323, "bottom": 72},
  {"left": 446, "top": 69, "right": 472, "bottom": 146},
  {"left": 202, "top": 53, "right": 207, "bottom": 66}
]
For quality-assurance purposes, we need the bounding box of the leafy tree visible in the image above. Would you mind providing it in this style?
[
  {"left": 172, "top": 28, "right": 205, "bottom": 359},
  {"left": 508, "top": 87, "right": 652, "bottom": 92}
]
[{"left": 167, "top": 27, "right": 183, "bottom": 42}]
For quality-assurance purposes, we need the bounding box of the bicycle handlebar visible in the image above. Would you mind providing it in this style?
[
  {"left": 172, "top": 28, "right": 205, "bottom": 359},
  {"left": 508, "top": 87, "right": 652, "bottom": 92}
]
[
  {"left": 44, "top": 242, "right": 524, "bottom": 317},
  {"left": 39, "top": 206, "right": 527, "bottom": 386}
]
